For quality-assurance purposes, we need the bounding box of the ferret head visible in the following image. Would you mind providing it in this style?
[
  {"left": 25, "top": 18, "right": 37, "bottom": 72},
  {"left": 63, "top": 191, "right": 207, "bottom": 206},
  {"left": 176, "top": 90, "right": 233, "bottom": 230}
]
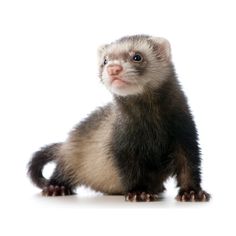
[{"left": 98, "top": 35, "right": 173, "bottom": 97}]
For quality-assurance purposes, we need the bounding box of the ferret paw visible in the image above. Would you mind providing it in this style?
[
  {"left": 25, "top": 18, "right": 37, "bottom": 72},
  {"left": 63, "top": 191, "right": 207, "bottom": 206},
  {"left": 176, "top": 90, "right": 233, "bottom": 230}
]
[
  {"left": 125, "top": 192, "right": 159, "bottom": 202},
  {"left": 176, "top": 189, "right": 211, "bottom": 202},
  {"left": 42, "top": 185, "right": 74, "bottom": 197}
]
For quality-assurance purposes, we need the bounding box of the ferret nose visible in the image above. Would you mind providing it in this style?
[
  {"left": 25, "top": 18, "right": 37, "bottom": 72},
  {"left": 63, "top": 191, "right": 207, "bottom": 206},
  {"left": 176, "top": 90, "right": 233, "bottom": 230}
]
[{"left": 107, "top": 65, "right": 123, "bottom": 76}]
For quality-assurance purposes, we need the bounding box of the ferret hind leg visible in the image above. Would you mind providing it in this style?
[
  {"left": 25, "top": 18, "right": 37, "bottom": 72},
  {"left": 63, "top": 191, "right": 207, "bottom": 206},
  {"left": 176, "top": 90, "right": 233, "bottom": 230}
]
[{"left": 42, "top": 165, "right": 77, "bottom": 197}]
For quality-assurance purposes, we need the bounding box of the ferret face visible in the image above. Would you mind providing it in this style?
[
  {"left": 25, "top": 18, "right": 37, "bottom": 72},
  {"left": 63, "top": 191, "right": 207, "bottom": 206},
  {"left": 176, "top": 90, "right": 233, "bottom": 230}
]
[{"left": 98, "top": 35, "right": 172, "bottom": 96}]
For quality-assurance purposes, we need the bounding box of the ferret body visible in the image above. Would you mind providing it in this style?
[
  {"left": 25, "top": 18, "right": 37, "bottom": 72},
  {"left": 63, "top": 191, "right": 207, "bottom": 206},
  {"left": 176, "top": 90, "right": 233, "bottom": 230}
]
[{"left": 28, "top": 35, "right": 210, "bottom": 201}]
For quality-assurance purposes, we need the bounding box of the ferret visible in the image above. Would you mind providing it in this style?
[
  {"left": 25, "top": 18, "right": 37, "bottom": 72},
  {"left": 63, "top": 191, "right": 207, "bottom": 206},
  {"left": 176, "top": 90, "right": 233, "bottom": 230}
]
[{"left": 28, "top": 35, "right": 210, "bottom": 202}]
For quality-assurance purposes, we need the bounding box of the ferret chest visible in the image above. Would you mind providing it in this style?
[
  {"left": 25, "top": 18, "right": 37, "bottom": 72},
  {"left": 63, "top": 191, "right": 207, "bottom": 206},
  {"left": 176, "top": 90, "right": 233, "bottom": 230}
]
[{"left": 112, "top": 114, "right": 168, "bottom": 159}]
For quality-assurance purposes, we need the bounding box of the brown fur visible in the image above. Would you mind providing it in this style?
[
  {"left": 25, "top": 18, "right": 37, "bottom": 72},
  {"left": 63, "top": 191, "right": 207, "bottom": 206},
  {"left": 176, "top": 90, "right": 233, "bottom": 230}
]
[
  {"left": 175, "top": 147, "right": 196, "bottom": 190},
  {"left": 58, "top": 106, "right": 123, "bottom": 194}
]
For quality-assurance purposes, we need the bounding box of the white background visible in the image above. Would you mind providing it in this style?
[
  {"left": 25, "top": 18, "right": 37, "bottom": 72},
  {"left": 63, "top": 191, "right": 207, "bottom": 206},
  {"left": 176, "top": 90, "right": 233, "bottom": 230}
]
[{"left": 0, "top": 0, "right": 236, "bottom": 235}]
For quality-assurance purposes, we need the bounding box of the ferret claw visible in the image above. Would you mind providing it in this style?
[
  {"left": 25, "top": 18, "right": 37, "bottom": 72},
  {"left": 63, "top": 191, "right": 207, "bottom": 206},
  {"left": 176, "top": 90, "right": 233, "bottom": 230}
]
[
  {"left": 125, "top": 192, "right": 159, "bottom": 202},
  {"left": 41, "top": 185, "right": 74, "bottom": 197},
  {"left": 176, "top": 189, "right": 210, "bottom": 202}
]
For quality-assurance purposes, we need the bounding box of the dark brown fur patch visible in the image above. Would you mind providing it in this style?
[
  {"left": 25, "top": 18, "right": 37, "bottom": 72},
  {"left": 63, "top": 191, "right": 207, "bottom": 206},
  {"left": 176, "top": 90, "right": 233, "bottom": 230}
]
[{"left": 175, "top": 147, "right": 195, "bottom": 189}]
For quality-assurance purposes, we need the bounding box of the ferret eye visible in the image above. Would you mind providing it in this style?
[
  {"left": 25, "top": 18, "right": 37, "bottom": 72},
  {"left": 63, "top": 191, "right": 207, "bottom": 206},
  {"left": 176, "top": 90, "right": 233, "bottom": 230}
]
[
  {"left": 132, "top": 54, "right": 143, "bottom": 62},
  {"left": 103, "top": 58, "right": 108, "bottom": 65}
]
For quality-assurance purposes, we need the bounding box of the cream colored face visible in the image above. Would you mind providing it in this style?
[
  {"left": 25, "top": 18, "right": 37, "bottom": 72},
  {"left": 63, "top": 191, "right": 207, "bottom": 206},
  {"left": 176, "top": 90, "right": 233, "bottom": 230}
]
[{"left": 98, "top": 35, "right": 172, "bottom": 96}]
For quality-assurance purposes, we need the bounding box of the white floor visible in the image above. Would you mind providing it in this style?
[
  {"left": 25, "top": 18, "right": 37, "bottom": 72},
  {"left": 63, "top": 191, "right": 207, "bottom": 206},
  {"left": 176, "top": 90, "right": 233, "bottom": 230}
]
[
  {"left": 1, "top": 1, "right": 236, "bottom": 235},
  {"left": 1, "top": 177, "right": 235, "bottom": 236}
]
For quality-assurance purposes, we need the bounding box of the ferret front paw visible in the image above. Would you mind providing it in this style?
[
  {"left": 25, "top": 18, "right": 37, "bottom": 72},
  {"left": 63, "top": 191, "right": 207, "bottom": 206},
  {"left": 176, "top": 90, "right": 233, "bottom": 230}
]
[
  {"left": 176, "top": 189, "right": 211, "bottom": 202},
  {"left": 42, "top": 185, "right": 74, "bottom": 197},
  {"left": 125, "top": 192, "right": 159, "bottom": 202}
]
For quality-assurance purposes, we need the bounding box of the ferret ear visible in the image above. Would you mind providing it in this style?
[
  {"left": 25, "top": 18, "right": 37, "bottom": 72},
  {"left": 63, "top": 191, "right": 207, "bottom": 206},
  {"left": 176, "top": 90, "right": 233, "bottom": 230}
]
[{"left": 149, "top": 37, "right": 171, "bottom": 61}]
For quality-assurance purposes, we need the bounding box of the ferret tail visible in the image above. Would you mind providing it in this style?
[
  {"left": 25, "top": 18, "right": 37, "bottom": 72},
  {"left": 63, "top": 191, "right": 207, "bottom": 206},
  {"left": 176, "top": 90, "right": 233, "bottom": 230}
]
[{"left": 27, "top": 143, "right": 62, "bottom": 189}]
